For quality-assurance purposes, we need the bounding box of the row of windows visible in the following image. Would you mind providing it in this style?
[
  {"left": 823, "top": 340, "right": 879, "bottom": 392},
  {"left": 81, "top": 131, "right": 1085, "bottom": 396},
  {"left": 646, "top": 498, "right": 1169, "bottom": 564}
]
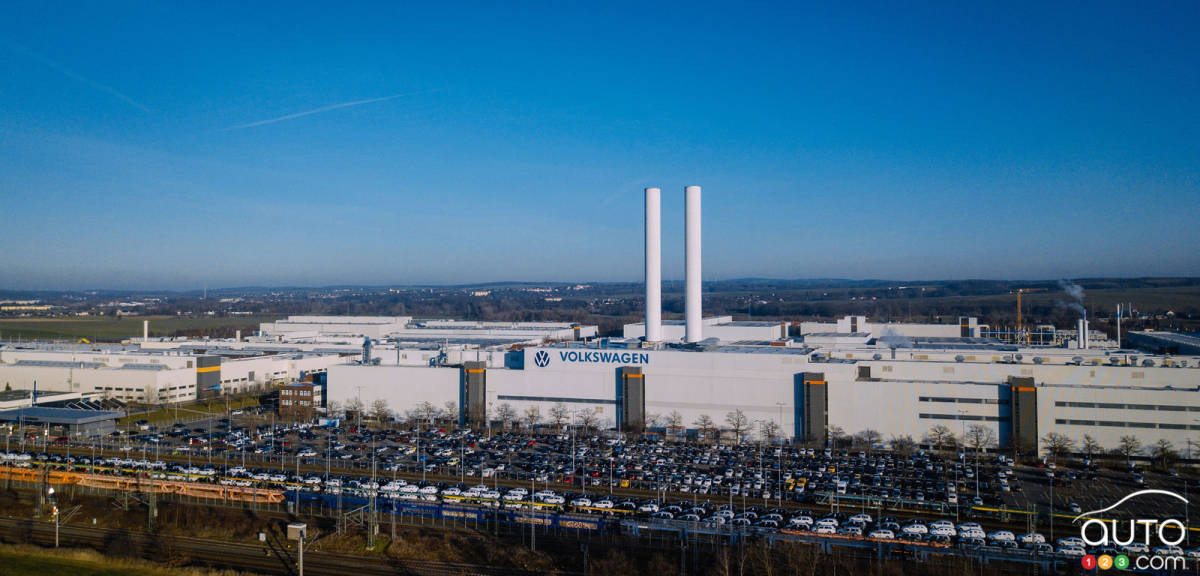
[
  {"left": 919, "top": 397, "right": 1010, "bottom": 405},
  {"left": 919, "top": 413, "right": 1011, "bottom": 423},
  {"left": 496, "top": 395, "right": 617, "bottom": 405},
  {"left": 1055, "top": 401, "right": 1196, "bottom": 412},
  {"left": 1055, "top": 419, "right": 1199, "bottom": 430}
]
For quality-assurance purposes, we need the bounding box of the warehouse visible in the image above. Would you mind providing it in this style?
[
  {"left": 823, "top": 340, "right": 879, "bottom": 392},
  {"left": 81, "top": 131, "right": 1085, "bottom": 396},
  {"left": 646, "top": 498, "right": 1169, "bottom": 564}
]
[{"left": 0, "top": 407, "right": 123, "bottom": 437}]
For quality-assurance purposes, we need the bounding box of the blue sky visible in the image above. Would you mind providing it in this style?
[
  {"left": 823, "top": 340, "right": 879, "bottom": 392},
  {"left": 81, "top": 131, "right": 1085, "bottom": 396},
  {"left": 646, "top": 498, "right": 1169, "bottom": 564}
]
[{"left": 1, "top": 1, "right": 1197, "bottom": 290}]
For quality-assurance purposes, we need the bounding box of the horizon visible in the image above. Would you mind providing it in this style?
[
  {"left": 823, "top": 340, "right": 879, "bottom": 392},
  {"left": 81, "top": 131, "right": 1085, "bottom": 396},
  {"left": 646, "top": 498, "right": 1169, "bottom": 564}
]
[
  {"left": 3, "top": 275, "right": 1198, "bottom": 295},
  {"left": 2, "top": 2, "right": 1198, "bottom": 290}
]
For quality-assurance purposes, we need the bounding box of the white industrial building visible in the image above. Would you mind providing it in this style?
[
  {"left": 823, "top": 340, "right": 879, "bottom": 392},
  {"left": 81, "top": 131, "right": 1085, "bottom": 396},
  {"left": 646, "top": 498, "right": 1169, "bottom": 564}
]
[
  {"left": 260, "top": 315, "right": 596, "bottom": 344},
  {"left": 326, "top": 186, "right": 1200, "bottom": 460},
  {"left": 0, "top": 344, "right": 347, "bottom": 404}
]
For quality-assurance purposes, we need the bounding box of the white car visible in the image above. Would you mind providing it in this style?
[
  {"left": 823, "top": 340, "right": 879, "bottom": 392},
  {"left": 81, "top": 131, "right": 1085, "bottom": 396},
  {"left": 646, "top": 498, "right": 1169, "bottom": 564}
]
[
  {"left": 868, "top": 529, "right": 895, "bottom": 540},
  {"left": 638, "top": 503, "right": 660, "bottom": 514},
  {"left": 1153, "top": 545, "right": 1184, "bottom": 556},
  {"left": 1057, "top": 546, "right": 1086, "bottom": 557},
  {"left": 987, "top": 531, "right": 1016, "bottom": 542},
  {"left": 571, "top": 498, "right": 592, "bottom": 508},
  {"left": 929, "top": 526, "right": 956, "bottom": 537},
  {"left": 1056, "top": 537, "right": 1086, "bottom": 549},
  {"left": 1121, "top": 542, "right": 1150, "bottom": 554},
  {"left": 1019, "top": 532, "right": 1045, "bottom": 544},
  {"left": 814, "top": 525, "right": 836, "bottom": 535},
  {"left": 901, "top": 524, "right": 928, "bottom": 535},
  {"left": 849, "top": 513, "right": 873, "bottom": 524}
]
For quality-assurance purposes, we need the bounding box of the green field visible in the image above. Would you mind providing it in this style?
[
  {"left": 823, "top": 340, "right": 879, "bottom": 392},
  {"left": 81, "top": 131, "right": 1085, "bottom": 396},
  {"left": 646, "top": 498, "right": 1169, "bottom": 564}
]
[
  {"left": 0, "top": 315, "right": 280, "bottom": 342},
  {"left": 118, "top": 396, "right": 261, "bottom": 428}
]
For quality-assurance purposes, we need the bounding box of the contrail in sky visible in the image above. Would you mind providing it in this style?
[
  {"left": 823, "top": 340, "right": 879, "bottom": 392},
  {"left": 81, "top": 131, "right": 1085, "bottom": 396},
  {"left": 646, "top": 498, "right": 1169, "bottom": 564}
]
[
  {"left": 220, "top": 91, "right": 433, "bottom": 131},
  {"left": 5, "top": 42, "right": 150, "bottom": 112}
]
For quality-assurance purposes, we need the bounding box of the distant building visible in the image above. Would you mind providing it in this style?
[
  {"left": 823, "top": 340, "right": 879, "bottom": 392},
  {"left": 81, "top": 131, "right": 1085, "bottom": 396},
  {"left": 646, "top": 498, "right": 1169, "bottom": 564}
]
[
  {"left": 278, "top": 381, "right": 323, "bottom": 421},
  {"left": 0, "top": 407, "right": 122, "bottom": 437}
]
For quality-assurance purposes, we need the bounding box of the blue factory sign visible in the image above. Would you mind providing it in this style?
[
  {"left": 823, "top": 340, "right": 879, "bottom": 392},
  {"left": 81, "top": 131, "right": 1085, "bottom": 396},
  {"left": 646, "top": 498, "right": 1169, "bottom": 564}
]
[{"left": 536, "top": 350, "right": 651, "bottom": 366}]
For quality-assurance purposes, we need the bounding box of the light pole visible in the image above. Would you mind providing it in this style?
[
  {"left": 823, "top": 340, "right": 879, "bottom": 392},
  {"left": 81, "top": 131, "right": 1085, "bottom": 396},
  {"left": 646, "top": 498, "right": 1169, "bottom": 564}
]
[{"left": 48, "top": 487, "right": 59, "bottom": 548}]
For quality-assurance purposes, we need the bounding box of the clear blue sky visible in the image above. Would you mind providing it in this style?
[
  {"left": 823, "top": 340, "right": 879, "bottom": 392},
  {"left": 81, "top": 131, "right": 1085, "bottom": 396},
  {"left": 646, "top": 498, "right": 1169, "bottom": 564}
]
[{"left": 1, "top": 1, "right": 1197, "bottom": 290}]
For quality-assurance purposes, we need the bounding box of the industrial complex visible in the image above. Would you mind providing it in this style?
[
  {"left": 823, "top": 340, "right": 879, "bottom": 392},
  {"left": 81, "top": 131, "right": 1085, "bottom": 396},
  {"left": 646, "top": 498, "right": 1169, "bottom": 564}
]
[
  {"left": 322, "top": 186, "right": 1200, "bottom": 459},
  {"left": 1, "top": 187, "right": 1197, "bottom": 462}
]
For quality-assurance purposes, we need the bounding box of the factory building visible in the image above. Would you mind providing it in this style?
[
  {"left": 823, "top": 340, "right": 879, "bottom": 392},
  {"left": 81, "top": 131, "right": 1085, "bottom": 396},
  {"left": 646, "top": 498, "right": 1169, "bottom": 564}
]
[
  {"left": 322, "top": 185, "right": 1200, "bottom": 460},
  {"left": 0, "top": 345, "right": 346, "bottom": 404}
]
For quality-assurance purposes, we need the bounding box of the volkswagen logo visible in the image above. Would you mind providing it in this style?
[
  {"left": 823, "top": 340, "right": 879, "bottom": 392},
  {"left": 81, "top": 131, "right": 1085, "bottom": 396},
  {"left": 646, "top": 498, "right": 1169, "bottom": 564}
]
[{"left": 533, "top": 350, "right": 551, "bottom": 368}]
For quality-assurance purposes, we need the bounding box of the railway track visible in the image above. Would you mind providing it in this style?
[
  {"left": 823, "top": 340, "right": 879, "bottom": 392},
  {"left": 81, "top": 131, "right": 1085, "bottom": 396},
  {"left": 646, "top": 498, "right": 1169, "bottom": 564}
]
[{"left": 0, "top": 517, "right": 571, "bottom": 576}]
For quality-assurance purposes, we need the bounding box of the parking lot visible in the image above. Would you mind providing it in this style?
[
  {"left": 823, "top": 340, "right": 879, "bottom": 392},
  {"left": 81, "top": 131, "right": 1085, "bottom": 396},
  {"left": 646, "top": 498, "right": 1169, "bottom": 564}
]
[{"left": 7, "top": 407, "right": 1199, "bottom": 561}]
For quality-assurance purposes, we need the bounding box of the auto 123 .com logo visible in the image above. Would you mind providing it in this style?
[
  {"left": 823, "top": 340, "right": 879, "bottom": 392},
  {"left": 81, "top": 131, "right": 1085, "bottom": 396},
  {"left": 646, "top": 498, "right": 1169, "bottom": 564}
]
[
  {"left": 1074, "top": 489, "right": 1189, "bottom": 571},
  {"left": 533, "top": 350, "right": 551, "bottom": 368}
]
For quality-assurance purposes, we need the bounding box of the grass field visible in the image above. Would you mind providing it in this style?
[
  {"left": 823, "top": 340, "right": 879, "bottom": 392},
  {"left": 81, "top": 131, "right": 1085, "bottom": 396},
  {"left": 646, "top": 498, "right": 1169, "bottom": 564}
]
[
  {"left": 0, "top": 315, "right": 281, "bottom": 342},
  {"left": 0, "top": 544, "right": 250, "bottom": 576},
  {"left": 117, "top": 396, "right": 261, "bottom": 428}
]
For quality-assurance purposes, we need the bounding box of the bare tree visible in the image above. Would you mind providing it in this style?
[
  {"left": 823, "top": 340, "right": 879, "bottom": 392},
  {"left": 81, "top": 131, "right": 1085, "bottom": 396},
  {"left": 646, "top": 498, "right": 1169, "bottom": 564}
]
[
  {"left": 369, "top": 399, "right": 390, "bottom": 427},
  {"left": 1118, "top": 435, "right": 1142, "bottom": 465},
  {"left": 965, "top": 424, "right": 996, "bottom": 454},
  {"left": 694, "top": 414, "right": 716, "bottom": 442},
  {"left": 667, "top": 411, "right": 684, "bottom": 441},
  {"left": 326, "top": 400, "right": 343, "bottom": 419},
  {"left": 416, "top": 401, "right": 438, "bottom": 428},
  {"left": 725, "top": 409, "right": 750, "bottom": 444},
  {"left": 889, "top": 434, "right": 916, "bottom": 456},
  {"left": 441, "top": 401, "right": 458, "bottom": 427},
  {"left": 345, "top": 397, "right": 365, "bottom": 418},
  {"left": 856, "top": 429, "right": 882, "bottom": 451},
  {"left": 1042, "top": 432, "right": 1074, "bottom": 460},
  {"left": 645, "top": 413, "right": 663, "bottom": 430},
  {"left": 1081, "top": 434, "right": 1102, "bottom": 460},
  {"left": 828, "top": 425, "right": 847, "bottom": 448},
  {"left": 578, "top": 409, "right": 600, "bottom": 433},
  {"left": 522, "top": 406, "right": 541, "bottom": 431},
  {"left": 549, "top": 403, "right": 570, "bottom": 432},
  {"left": 1152, "top": 439, "right": 1177, "bottom": 469},
  {"left": 759, "top": 419, "right": 781, "bottom": 445},
  {"left": 496, "top": 403, "right": 517, "bottom": 430},
  {"left": 923, "top": 424, "right": 955, "bottom": 454}
]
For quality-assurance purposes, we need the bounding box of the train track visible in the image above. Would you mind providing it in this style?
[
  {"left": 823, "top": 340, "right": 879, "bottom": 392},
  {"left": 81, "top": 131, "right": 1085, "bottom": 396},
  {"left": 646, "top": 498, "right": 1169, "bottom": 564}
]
[{"left": 0, "top": 516, "right": 572, "bottom": 576}]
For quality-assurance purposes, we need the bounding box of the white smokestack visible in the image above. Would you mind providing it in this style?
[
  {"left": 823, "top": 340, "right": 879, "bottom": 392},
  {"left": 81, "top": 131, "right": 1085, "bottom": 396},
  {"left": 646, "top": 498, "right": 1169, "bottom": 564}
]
[
  {"left": 685, "top": 185, "right": 702, "bottom": 343},
  {"left": 1077, "top": 317, "right": 1089, "bottom": 349},
  {"left": 143, "top": 320, "right": 149, "bottom": 342},
  {"left": 644, "top": 187, "right": 662, "bottom": 342},
  {"left": 236, "top": 330, "right": 242, "bottom": 342}
]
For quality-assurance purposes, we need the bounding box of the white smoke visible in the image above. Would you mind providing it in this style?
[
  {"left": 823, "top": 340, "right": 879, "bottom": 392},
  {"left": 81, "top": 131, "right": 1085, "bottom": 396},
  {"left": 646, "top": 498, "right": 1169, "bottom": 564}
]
[{"left": 1057, "top": 280, "right": 1086, "bottom": 318}]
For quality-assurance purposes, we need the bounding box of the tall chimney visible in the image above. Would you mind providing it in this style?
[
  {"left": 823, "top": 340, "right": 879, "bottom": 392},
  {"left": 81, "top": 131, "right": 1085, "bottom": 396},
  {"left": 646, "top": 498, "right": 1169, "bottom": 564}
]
[
  {"left": 685, "top": 185, "right": 702, "bottom": 343},
  {"left": 644, "top": 187, "right": 662, "bottom": 342},
  {"left": 143, "top": 319, "right": 149, "bottom": 342},
  {"left": 1077, "top": 317, "right": 1089, "bottom": 349}
]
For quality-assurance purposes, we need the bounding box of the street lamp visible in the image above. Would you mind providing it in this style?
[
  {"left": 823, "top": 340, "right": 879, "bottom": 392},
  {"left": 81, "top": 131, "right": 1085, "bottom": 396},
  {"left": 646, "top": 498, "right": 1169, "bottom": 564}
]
[
  {"left": 48, "top": 487, "right": 59, "bottom": 548},
  {"left": 287, "top": 523, "right": 307, "bottom": 576}
]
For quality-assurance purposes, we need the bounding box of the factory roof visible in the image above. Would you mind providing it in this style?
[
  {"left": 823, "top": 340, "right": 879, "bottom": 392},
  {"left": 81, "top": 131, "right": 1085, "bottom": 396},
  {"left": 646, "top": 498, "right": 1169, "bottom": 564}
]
[
  {"left": 0, "top": 407, "right": 124, "bottom": 424},
  {"left": 11, "top": 360, "right": 106, "bottom": 369},
  {"left": 1133, "top": 331, "right": 1200, "bottom": 347}
]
